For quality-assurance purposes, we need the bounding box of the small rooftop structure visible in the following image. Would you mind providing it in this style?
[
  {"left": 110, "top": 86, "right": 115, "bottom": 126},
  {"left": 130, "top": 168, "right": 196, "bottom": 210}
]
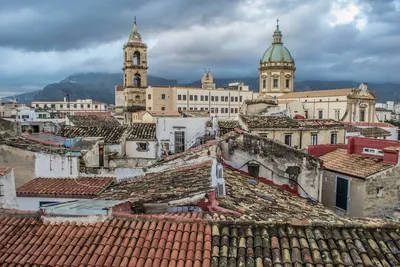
[
  {"left": 126, "top": 123, "right": 156, "bottom": 140},
  {"left": 60, "top": 126, "right": 127, "bottom": 144}
]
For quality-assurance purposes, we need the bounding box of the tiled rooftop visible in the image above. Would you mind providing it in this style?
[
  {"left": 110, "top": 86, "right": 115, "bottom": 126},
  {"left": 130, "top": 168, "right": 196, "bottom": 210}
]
[
  {"left": 98, "top": 162, "right": 214, "bottom": 204},
  {"left": 216, "top": 168, "right": 338, "bottom": 222},
  {"left": 211, "top": 223, "right": 400, "bottom": 267},
  {"left": 297, "top": 119, "right": 344, "bottom": 127},
  {"left": 16, "top": 177, "right": 114, "bottom": 198},
  {"left": 0, "top": 211, "right": 212, "bottom": 267},
  {"left": 68, "top": 115, "right": 121, "bottom": 127},
  {"left": 243, "top": 99, "right": 277, "bottom": 105},
  {"left": 0, "top": 167, "right": 12, "bottom": 176},
  {"left": 0, "top": 137, "right": 68, "bottom": 155},
  {"left": 218, "top": 120, "right": 240, "bottom": 136},
  {"left": 320, "top": 149, "right": 394, "bottom": 178},
  {"left": 359, "top": 127, "right": 391, "bottom": 137},
  {"left": 60, "top": 125, "right": 127, "bottom": 144},
  {"left": 344, "top": 121, "right": 397, "bottom": 128},
  {"left": 181, "top": 110, "right": 210, "bottom": 117},
  {"left": 127, "top": 123, "right": 156, "bottom": 140}
]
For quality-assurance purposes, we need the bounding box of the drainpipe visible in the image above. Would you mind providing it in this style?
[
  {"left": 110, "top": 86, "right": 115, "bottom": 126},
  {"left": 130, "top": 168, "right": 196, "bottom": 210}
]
[
  {"left": 318, "top": 169, "right": 323, "bottom": 202},
  {"left": 299, "top": 129, "right": 303, "bottom": 149}
]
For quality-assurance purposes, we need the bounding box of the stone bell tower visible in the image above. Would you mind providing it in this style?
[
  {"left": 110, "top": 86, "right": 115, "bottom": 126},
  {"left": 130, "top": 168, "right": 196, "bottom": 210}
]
[{"left": 123, "top": 17, "right": 148, "bottom": 125}]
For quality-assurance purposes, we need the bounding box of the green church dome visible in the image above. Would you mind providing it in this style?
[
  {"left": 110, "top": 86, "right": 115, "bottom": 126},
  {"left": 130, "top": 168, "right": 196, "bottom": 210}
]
[
  {"left": 261, "top": 22, "right": 294, "bottom": 63},
  {"left": 128, "top": 18, "right": 142, "bottom": 43}
]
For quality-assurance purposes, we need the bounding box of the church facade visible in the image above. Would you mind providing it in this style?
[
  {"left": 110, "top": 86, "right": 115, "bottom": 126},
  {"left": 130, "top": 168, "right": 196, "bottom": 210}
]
[{"left": 260, "top": 22, "right": 377, "bottom": 123}]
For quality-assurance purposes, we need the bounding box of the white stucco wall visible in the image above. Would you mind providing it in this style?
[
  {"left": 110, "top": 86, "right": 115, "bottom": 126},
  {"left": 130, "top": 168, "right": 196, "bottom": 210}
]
[
  {"left": 156, "top": 117, "right": 209, "bottom": 156},
  {"left": 107, "top": 144, "right": 121, "bottom": 153},
  {"left": 17, "top": 196, "right": 80, "bottom": 211},
  {"left": 126, "top": 140, "right": 157, "bottom": 159},
  {"left": 0, "top": 169, "right": 18, "bottom": 209},
  {"left": 35, "top": 153, "right": 79, "bottom": 178}
]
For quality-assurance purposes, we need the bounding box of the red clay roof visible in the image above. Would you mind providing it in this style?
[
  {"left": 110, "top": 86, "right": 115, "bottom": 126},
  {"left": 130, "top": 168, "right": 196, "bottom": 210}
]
[
  {"left": 320, "top": 149, "right": 394, "bottom": 178},
  {"left": 16, "top": 177, "right": 114, "bottom": 198},
  {"left": 0, "top": 211, "right": 212, "bottom": 267},
  {"left": 0, "top": 167, "right": 12, "bottom": 176}
]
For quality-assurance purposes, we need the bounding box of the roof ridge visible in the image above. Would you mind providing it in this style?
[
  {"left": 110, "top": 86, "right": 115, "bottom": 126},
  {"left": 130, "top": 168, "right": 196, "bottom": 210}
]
[{"left": 112, "top": 212, "right": 218, "bottom": 224}]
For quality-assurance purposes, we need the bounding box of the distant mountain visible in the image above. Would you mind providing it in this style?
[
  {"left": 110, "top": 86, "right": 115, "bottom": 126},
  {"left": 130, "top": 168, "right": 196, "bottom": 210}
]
[{"left": 12, "top": 73, "right": 400, "bottom": 104}]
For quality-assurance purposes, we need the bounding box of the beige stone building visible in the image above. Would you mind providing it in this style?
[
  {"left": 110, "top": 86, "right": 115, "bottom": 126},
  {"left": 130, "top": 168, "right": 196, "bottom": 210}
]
[
  {"left": 238, "top": 115, "right": 347, "bottom": 149},
  {"left": 145, "top": 71, "right": 258, "bottom": 120},
  {"left": 259, "top": 21, "right": 295, "bottom": 98},
  {"left": 123, "top": 19, "right": 148, "bottom": 124},
  {"left": 277, "top": 83, "right": 378, "bottom": 123},
  {"left": 31, "top": 99, "right": 107, "bottom": 118}
]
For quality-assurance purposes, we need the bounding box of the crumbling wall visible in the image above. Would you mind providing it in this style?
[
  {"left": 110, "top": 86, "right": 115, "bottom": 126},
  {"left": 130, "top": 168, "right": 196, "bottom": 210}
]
[
  {"left": 0, "top": 145, "right": 35, "bottom": 187},
  {"left": 221, "top": 134, "right": 321, "bottom": 199},
  {"left": 364, "top": 167, "right": 400, "bottom": 217}
]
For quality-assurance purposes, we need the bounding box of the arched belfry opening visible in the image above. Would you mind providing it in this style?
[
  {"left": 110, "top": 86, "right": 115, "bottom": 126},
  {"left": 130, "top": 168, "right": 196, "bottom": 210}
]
[
  {"left": 133, "top": 51, "right": 140, "bottom": 65},
  {"left": 135, "top": 95, "right": 140, "bottom": 102},
  {"left": 133, "top": 73, "right": 141, "bottom": 87}
]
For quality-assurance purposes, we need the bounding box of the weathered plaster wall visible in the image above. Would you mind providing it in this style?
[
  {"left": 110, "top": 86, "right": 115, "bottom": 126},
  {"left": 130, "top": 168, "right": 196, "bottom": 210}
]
[
  {"left": 126, "top": 140, "right": 157, "bottom": 159},
  {"left": 35, "top": 153, "right": 79, "bottom": 178},
  {"left": 221, "top": 134, "right": 322, "bottom": 200},
  {"left": 321, "top": 170, "right": 366, "bottom": 218},
  {"left": 364, "top": 167, "right": 400, "bottom": 217},
  {"left": 108, "top": 157, "right": 157, "bottom": 169},
  {"left": 0, "top": 169, "right": 18, "bottom": 209},
  {"left": 0, "top": 145, "right": 36, "bottom": 187},
  {"left": 82, "top": 142, "right": 100, "bottom": 168}
]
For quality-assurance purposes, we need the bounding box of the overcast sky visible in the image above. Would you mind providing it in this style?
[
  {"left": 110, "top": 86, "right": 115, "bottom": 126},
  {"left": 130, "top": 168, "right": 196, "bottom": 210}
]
[{"left": 0, "top": 0, "right": 399, "bottom": 96}]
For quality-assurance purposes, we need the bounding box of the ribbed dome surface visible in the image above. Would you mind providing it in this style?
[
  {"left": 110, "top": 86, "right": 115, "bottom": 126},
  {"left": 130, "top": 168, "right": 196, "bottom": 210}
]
[{"left": 261, "top": 44, "right": 293, "bottom": 63}]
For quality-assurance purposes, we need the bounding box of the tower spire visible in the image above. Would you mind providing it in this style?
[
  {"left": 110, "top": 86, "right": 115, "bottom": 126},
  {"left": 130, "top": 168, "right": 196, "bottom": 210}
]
[
  {"left": 133, "top": 16, "right": 138, "bottom": 32},
  {"left": 272, "top": 18, "right": 282, "bottom": 44}
]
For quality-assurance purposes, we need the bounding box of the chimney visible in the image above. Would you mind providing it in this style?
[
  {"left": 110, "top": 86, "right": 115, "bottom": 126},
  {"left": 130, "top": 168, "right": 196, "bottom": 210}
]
[{"left": 347, "top": 137, "right": 355, "bottom": 154}]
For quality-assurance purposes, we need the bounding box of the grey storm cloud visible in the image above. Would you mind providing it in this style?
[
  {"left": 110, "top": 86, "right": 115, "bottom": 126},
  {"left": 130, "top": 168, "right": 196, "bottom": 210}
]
[{"left": 0, "top": 0, "right": 400, "bottom": 95}]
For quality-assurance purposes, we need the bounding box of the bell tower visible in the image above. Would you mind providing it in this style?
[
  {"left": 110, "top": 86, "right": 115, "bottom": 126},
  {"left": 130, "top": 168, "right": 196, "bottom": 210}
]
[{"left": 123, "top": 17, "right": 148, "bottom": 125}]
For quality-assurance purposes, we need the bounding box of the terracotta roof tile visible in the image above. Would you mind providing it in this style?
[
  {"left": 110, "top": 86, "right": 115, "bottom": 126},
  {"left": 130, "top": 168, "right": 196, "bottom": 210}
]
[
  {"left": 0, "top": 167, "right": 12, "bottom": 176},
  {"left": 126, "top": 123, "right": 156, "bottom": 140},
  {"left": 60, "top": 126, "right": 127, "bottom": 144},
  {"left": 320, "top": 149, "right": 394, "bottom": 178},
  {"left": 98, "top": 162, "right": 213, "bottom": 204},
  {"left": 68, "top": 115, "right": 120, "bottom": 127},
  {"left": 16, "top": 177, "right": 114, "bottom": 198}
]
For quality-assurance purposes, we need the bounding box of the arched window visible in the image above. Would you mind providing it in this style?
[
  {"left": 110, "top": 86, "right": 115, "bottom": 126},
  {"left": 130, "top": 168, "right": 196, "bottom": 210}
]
[
  {"left": 133, "top": 51, "right": 140, "bottom": 65},
  {"left": 135, "top": 95, "right": 140, "bottom": 102},
  {"left": 133, "top": 73, "right": 141, "bottom": 87}
]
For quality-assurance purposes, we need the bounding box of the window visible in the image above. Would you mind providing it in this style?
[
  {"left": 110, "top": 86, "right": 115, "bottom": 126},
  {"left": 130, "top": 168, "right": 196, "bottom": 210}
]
[
  {"left": 363, "top": 148, "right": 384, "bottom": 156},
  {"left": 194, "top": 107, "right": 197, "bottom": 110},
  {"left": 284, "top": 135, "right": 292, "bottom": 146},
  {"left": 318, "top": 110, "right": 323, "bottom": 119},
  {"left": 248, "top": 163, "right": 260, "bottom": 178},
  {"left": 225, "top": 96, "right": 228, "bottom": 102},
  {"left": 225, "top": 108, "right": 228, "bottom": 113},
  {"left": 161, "top": 107, "right": 165, "bottom": 111},
  {"left": 161, "top": 94, "right": 166, "bottom": 100},
  {"left": 205, "top": 107, "right": 208, "bottom": 111},
  {"left": 335, "top": 177, "right": 349, "bottom": 211},
  {"left": 235, "top": 108, "right": 238, "bottom": 113},
  {"left": 215, "top": 108, "right": 219, "bottom": 113},
  {"left": 205, "top": 95, "right": 209, "bottom": 101},
  {"left": 60, "top": 104, "right": 63, "bottom": 108},
  {"left": 183, "top": 95, "right": 187, "bottom": 101},
  {"left": 201, "top": 95, "right": 204, "bottom": 101},
  {"left": 273, "top": 79, "right": 278, "bottom": 88},
  {"left": 335, "top": 110, "right": 340, "bottom": 120},
  {"left": 87, "top": 104, "right": 90, "bottom": 108},
  {"left": 81, "top": 104, "right": 84, "bottom": 108},
  {"left": 231, "top": 108, "right": 234, "bottom": 113},
  {"left": 36, "top": 104, "right": 39, "bottom": 107},
  {"left": 190, "top": 95, "right": 193, "bottom": 101},
  {"left": 137, "top": 142, "right": 148, "bottom": 151},
  {"left": 211, "top": 108, "right": 215, "bottom": 113},
  {"left": 215, "top": 96, "right": 219, "bottom": 101},
  {"left": 235, "top": 97, "right": 238, "bottom": 102},
  {"left": 221, "top": 96, "right": 224, "bottom": 102},
  {"left": 231, "top": 96, "right": 234, "bottom": 102},
  {"left": 331, "top": 133, "right": 337, "bottom": 144},
  {"left": 148, "top": 94, "right": 152, "bottom": 100},
  {"left": 95, "top": 105, "right": 98, "bottom": 109},
  {"left": 262, "top": 79, "right": 266, "bottom": 88},
  {"left": 178, "top": 95, "right": 181, "bottom": 101},
  {"left": 194, "top": 95, "right": 198, "bottom": 101},
  {"left": 221, "top": 108, "right": 225, "bottom": 113},
  {"left": 211, "top": 96, "right": 214, "bottom": 101},
  {"left": 190, "top": 107, "right": 193, "bottom": 110},
  {"left": 305, "top": 110, "right": 308, "bottom": 119},
  {"left": 200, "top": 107, "right": 204, "bottom": 111},
  {"left": 178, "top": 107, "right": 182, "bottom": 111},
  {"left": 51, "top": 104, "right": 55, "bottom": 108},
  {"left": 311, "top": 134, "right": 318, "bottom": 145},
  {"left": 360, "top": 109, "right": 365, "bottom": 122},
  {"left": 286, "top": 79, "right": 290, "bottom": 88},
  {"left": 240, "top": 96, "right": 242, "bottom": 102},
  {"left": 183, "top": 107, "right": 186, "bottom": 110}
]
